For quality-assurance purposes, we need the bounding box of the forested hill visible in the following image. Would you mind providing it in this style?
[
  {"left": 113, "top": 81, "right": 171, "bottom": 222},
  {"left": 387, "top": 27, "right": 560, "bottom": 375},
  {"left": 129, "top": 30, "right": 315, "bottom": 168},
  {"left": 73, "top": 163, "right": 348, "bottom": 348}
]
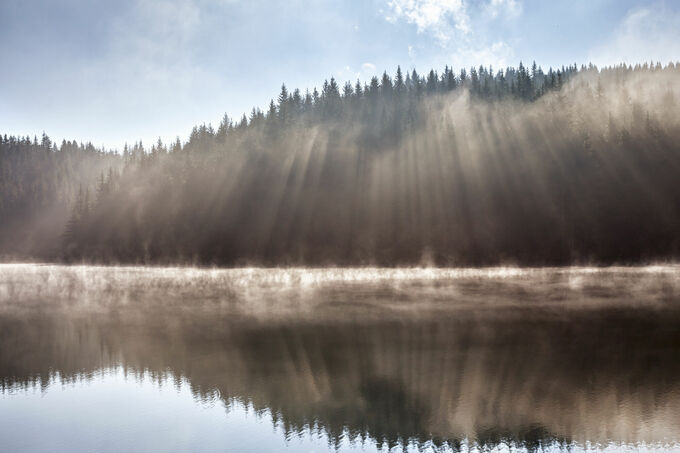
[{"left": 2, "top": 62, "right": 679, "bottom": 265}]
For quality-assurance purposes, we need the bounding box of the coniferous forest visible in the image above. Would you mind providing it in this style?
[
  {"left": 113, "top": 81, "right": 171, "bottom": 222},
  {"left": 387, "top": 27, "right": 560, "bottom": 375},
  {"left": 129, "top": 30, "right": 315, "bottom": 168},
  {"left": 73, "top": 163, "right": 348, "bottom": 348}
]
[{"left": 2, "top": 62, "right": 680, "bottom": 266}]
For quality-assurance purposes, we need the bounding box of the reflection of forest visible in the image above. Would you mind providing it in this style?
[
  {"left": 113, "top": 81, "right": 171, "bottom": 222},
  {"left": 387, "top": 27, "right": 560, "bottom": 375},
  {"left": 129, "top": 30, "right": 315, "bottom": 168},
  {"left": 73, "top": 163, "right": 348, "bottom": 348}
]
[{"left": 1, "top": 265, "right": 679, "bottom": 449}]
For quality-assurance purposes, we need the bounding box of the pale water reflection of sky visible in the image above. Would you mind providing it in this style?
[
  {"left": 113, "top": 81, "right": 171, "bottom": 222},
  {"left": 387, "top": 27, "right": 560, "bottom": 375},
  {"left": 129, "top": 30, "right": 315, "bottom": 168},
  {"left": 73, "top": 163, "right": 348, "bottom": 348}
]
[
  {"left": 1, "top": 369, "right": 384, "bottom": 453},
  {"left": 1, "top": 368, "right": 679, "bottom": 453}
]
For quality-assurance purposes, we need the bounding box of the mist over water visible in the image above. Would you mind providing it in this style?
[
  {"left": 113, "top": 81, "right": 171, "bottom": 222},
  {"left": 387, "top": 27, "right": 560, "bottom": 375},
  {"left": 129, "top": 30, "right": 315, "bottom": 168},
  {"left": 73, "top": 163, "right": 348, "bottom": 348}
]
[{"left": 1, "top": 264, "right": 679, "bottom": 452}]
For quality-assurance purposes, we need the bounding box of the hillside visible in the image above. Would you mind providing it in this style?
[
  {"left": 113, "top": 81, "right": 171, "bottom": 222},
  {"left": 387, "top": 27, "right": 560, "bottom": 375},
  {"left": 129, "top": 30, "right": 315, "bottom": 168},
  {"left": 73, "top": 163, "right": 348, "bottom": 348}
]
[{"left": 2, "top": 62, "right": 679, "bottom": 265}]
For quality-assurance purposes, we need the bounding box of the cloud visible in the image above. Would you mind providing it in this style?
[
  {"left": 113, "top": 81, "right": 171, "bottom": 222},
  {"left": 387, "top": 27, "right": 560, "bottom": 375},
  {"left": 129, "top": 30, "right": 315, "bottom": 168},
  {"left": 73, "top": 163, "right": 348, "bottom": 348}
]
[
  {"left": 338, "top": 63, "right": 378, "bottom": 82},
  {"left": 71, "top": 0, "right": 227, "bottom": 148},
  {"left": 485, "top": 0, "right": 521, "bottom": 19},
  {"left": 361, "top": 62, "right": 377, "bottom": 74},
  {"left": 109, "top": 0, "right": 202, "bottom": 77},
  {"left": 385, "top": 0, "right": 470, "bottom": 45},
  {"left": 408, "top": 45, "right": 416, "bottom": 59},
  {"left": 588, "top": 5, "right": 680, "bottom": 66},
  {"left": 450, "top": 40, "right": 514, "bottom": 69},
  {"left": 384, "top": 0, "right": 519, "bottom": 69}
]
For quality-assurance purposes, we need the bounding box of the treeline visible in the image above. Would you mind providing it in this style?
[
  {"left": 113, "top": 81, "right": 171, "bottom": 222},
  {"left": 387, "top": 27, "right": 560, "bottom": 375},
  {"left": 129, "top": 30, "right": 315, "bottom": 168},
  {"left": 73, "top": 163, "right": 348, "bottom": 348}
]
[
  {"left": 2, "top": 61, "right": 680, "bottom": 265},
  {"left": 0, "top": 134, "right": 118, "bottom": 258},
  {"left": 192, "top": 60, "right": 582, "bottom": 143}
]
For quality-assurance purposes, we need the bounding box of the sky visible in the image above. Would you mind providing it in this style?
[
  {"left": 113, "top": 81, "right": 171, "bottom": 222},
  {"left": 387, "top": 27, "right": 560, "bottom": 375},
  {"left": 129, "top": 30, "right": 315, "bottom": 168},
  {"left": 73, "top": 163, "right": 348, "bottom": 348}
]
[{"left": 1, "top": 0, "right": 679, "bottom": 150}]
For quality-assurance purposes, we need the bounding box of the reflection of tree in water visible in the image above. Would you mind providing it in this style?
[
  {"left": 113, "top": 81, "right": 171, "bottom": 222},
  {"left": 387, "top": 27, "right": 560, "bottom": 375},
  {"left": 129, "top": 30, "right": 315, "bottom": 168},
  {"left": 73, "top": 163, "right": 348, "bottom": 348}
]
[
  {"left": 3, "top": 312, "right": 680, "bottom": 450},
  {"left": 1, "top": 267, "right": 680, "bottom": 451},
  {"left": 474, "top": 425, "right": 567, "bottom": 453}
]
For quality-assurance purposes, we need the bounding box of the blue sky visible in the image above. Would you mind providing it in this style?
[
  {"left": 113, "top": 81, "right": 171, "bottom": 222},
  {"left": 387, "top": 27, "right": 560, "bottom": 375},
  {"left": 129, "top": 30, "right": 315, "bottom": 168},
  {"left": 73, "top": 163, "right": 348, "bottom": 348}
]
[{"left": 1, "top": 0, "right": 679, "bottom": 150}]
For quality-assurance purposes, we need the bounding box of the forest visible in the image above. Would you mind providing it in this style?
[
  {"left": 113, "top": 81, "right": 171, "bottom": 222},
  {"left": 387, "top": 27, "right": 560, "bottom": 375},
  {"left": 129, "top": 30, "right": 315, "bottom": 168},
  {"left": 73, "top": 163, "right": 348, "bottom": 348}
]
[{"left": 1, "top": 61, "right": 679, "bottom": 265}]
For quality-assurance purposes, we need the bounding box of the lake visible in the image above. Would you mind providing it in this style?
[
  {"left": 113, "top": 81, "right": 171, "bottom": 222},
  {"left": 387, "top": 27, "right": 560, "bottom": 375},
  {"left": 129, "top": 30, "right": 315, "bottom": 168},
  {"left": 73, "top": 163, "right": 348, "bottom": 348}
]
[{"left": 1, "top": 264, "right": 679, "bottom": 452}]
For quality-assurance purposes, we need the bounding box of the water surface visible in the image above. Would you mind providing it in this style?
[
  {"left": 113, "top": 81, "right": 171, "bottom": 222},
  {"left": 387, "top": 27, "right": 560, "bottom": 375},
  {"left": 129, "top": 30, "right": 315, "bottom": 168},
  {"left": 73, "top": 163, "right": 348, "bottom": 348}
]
[{"left": 1, "top": 264, "right": 679, "bottom": 452}]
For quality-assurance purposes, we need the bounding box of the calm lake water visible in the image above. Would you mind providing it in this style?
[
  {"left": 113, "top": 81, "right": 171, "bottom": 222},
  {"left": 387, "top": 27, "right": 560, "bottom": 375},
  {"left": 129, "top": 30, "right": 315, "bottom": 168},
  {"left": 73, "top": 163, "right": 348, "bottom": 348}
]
[{"left": 1, "top": 264, "right": 680, "bottom": 452}]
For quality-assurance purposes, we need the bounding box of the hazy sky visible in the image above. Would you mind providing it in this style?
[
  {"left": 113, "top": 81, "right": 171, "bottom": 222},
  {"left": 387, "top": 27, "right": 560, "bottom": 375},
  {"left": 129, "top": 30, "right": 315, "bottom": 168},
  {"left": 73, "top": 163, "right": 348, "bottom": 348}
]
[{"left": 1, "top": 0, "right": 679, "bottom": 150}]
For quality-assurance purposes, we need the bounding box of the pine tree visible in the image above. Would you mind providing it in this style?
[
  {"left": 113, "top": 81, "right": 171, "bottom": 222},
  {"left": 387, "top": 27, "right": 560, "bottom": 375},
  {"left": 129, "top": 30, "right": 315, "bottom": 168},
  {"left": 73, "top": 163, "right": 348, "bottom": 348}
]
[
  {"left": 278, "top": 84, "right": 289, "bottom": 122},
  {"left": 381, "top": 71, "right": 393, "bottom": 98},
  {"left": 395, "top": 66, "right": 404, "bottom": 93},
  {"left": 470, "top": 67, "right": 479, "bottom": 95},
  {"left": 292, "top": 88, "right": 302, "bottom": 114},
  {"left": 303, "top": 89, "right": 313, "bottom": 110},
  {"left": 426, "top": 70, "right": 438, "bottom": 93},
  {"left": 354, "top": 79, "right": 363, "bottom": 97},
  {"left": 411, "top": 69, "right": 421, "bottom": 95},
  {"left": 445, "top": 66, "right": 456, "bottom": 91},
  {"left": 343, "top": 81, "right": 354, "bottom": 98},
  {"left": 217, "top": 114, "right": 231, "bottom": 138}
]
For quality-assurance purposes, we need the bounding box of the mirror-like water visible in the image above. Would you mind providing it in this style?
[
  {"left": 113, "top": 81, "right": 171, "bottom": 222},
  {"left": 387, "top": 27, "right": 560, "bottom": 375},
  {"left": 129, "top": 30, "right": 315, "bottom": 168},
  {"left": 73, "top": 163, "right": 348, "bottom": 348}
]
[{"left": 1, "top": 264, "right": 679, "bottom": 452}]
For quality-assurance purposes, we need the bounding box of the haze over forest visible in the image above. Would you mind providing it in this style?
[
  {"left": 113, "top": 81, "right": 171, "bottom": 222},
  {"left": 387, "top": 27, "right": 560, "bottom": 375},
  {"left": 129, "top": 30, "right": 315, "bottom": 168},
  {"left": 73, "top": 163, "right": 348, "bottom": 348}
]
[{"left": 1, "top": 61, "right": 679, "bottom": 265}]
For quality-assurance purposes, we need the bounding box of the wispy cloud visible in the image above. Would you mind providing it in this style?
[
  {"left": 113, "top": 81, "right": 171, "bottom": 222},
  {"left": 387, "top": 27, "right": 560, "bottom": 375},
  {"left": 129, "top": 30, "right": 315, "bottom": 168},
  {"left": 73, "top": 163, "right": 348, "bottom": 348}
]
[
  {"left": 76, "top": 0, "right": 225, "bottom": 148},
  {"left": 385, "top": 0, "right": 470, "bottom": 45},
  {"left": 408, "top": 45, "right": 416, "bottom": 59},
  {"left": 108, "top": 0, "right": 202, "bottom": 82},
  {"left": 451, "top": 40, "right": 514, "bottom": 69},
  {"left": 485, "top": 0, "right": 521, "bottom": 19},
  {"left": 588, "top": 4, "right": 680, "bottom": 66},
  {"left": 338, "top": 62, "right": 378, "bottom": 81},
  {"left": 384, "top": 0, "right": 519, "bottom": 69},
  {"left": 361, "top": 62, "right": 377, "bottom": 74}
]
